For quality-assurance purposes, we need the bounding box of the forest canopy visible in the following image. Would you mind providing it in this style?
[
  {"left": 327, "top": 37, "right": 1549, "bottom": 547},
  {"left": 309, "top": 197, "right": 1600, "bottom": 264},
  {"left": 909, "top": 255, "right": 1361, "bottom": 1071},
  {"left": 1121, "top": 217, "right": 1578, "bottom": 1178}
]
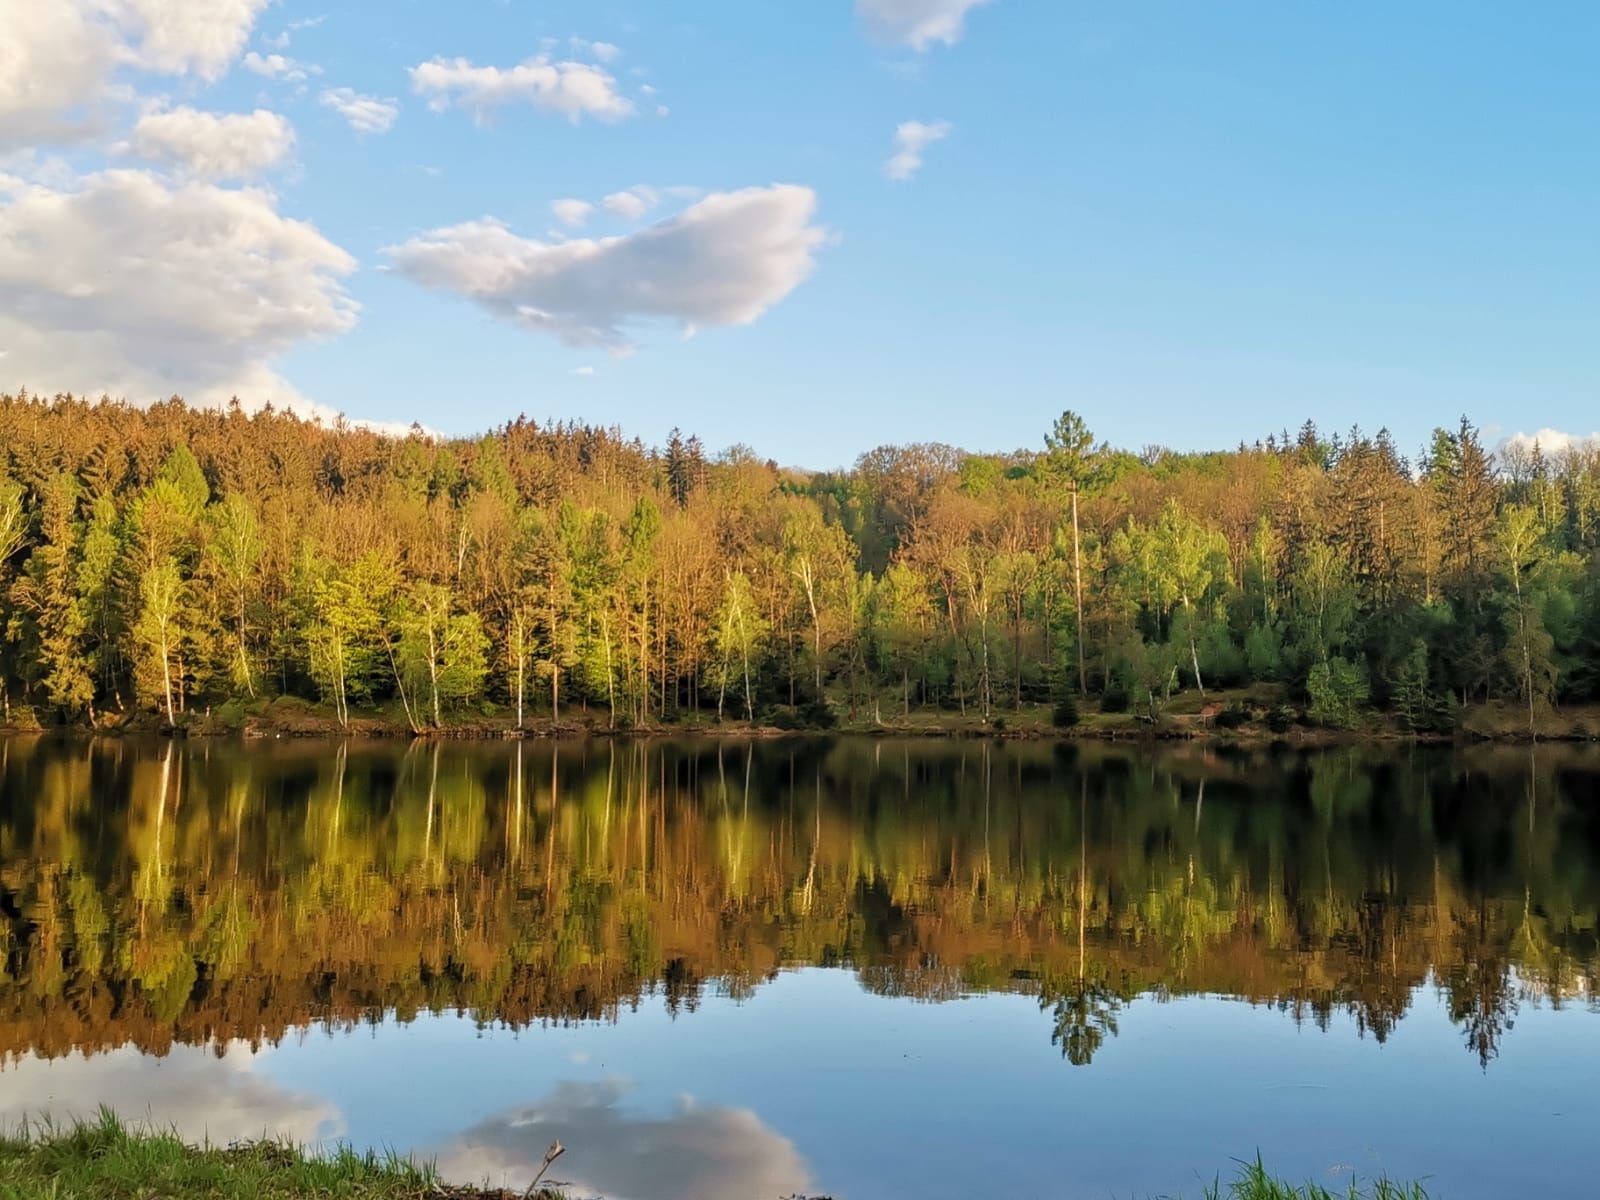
[{"left": 1, "top": 392, "right": 1597, "bottom": 733}]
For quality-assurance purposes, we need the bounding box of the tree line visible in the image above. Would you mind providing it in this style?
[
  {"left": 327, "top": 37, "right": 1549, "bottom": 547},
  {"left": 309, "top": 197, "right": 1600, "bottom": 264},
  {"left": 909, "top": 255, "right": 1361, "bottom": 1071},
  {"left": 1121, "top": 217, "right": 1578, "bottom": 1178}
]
[{"left": 2, "top": 392, "right": 1598, "bottom": 731}]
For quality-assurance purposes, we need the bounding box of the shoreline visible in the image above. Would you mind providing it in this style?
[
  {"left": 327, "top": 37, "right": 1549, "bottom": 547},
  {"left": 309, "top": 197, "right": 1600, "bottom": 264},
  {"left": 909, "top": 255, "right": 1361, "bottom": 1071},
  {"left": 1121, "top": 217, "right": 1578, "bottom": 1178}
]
[
  {"left": 0, "top": 1118, "right": 1427, "bottom": 1200},
  {"left": 1, "top": 700, "right": 1591, "bottom": 747}
]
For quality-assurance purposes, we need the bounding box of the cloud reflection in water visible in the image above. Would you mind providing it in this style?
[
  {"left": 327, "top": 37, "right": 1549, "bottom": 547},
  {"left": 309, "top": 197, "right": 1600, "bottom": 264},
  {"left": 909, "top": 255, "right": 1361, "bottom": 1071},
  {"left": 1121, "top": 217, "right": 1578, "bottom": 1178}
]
[
  {"left": 0, "top": 1042, "right": 340, "bottom": 1145},
  {"left": 434, "top": 1079, "right": 812, "bottom": 1200}
]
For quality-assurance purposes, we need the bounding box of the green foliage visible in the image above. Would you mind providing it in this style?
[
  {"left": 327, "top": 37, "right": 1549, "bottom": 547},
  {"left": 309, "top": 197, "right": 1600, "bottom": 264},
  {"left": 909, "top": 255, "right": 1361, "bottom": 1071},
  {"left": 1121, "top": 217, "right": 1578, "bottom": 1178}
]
[
  {"left": 8, "top": 473, "right": 92, "bottom": 714},
  {"left": 130, "top": 557, "right": 186, "bottom": 722},
  {"left": 1265, "top": 704, "right": 1296, "bottom": 733},
  {"left": 1052, "top": 693, "right": 1080, "bottom": 728},
  {"left": 294, "top": 549, "right": 394, "bottom": 726},
  {"left": 1306, "top": 656, "right": 1370, "bottom": 729},
  {"left": 0, "top": 1112, "right": 559, "bottom": 1200},
  {"left": 1100, "top": 682, "right": 1130, "bottom": 713},
  {"left": 1201, "top": 1155, "right": 1430, "bottom": 1200},
  {"left": 1390, "top": 639, "right": 1454, "bottom": 733},
  {"left": 393, "top": 581, "right": 490, "bottom": 726},
  {"left": 1244, "top": 621, "right": 1284, "bottom": 680},
  {"left": 1214, "top": 701, "right": 1250, "bottom": 729}
]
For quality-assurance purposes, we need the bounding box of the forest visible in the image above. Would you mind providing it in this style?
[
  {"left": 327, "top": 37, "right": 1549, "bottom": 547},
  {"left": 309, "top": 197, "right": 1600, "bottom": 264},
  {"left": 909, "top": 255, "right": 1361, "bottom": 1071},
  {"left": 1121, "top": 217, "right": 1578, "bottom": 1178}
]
[{"left": 2, "top": 392, "right": 1598, "bottom": 734}]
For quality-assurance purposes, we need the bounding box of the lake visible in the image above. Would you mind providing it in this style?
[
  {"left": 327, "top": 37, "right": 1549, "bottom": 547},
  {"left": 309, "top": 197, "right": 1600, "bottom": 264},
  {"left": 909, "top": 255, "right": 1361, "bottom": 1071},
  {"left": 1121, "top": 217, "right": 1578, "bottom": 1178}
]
[{"left": 2, "top": 735, "right": 1597, "bottom": 1198}]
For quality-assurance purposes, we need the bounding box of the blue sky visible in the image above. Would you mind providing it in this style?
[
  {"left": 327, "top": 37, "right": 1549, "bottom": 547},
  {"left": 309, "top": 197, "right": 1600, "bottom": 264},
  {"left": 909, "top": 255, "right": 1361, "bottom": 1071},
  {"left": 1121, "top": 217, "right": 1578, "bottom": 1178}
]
[{"left": 2, "top": 2, "right": 1597, "bottom": 467}]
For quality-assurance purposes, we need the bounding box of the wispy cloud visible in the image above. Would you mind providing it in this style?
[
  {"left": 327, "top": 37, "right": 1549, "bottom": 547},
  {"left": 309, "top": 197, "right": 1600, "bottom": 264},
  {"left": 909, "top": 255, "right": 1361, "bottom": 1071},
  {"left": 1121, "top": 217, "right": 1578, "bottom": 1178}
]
[
  {"left": 410, "top": 53, "right": 635, "bottom": 123},
  {"left": 884, "top": 119, "right": 951, "bottom": 181},
  {"left": 243, "top": 51, "right": 316, "bottom": 83},
  {"left": 320, "top": 88, "right": 399, "bottom": 134},
  {"left": 856, "top": 0, "right": 992, "bottom": 50},
  {"left": 550, "top": 198, "right": 594, "bottom": 227},
  {"left": 602, "top": 185, "right": 658, "bottom": 219}
]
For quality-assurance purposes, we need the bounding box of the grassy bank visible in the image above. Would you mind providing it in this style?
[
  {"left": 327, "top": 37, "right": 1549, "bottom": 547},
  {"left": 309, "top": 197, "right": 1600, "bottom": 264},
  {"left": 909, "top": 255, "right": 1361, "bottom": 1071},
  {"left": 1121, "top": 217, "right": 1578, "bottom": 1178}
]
[
  {"left": 0, "top": 1117, "right": 1430, "bottom": 1200},
  {"left": 0, "top": 1113, "right": 562, "bottom": 1200}
]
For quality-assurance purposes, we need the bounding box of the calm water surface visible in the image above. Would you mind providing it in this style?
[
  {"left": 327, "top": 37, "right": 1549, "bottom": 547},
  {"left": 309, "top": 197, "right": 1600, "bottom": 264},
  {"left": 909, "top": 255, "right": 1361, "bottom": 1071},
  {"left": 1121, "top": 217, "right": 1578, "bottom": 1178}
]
[{"left": 2, "top": 735, "right": 1598, "bottom": 1198}]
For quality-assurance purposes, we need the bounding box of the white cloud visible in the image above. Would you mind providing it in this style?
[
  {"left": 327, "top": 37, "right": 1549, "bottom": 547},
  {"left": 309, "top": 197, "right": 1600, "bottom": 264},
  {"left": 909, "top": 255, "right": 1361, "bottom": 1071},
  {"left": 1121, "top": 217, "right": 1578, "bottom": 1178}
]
[
  {"left": 386, "top": 184, "right": 825, "bottom": 352},
  {"left": 884, "top": 118, "right": 951, "bottom": 181},
  {"left": 856, "top": 0, "right": 991, "bottom": 49},
  {"left": 601, "top": 185, "right": 657, "bottom": 219},
  {"left": 320, "top": 87, "right": 399, "bottom": 134},
  {"left": 571, "top": 365, "right": 596, "bottom": 376},
  {"left": 409, "top": 54, "right": 635, "bottom": 123},
  {"left": 551, "top": 198, "right": 593, "bottom": 227},
  {"left": 128, "top": 106, "right": 294, "bottom": 179},
  {"left": 0, "top": 4, "right": 120, "bottom": 144},
  {"left": 120, "top": 0, "right": 271, "bottom": 77},
  {"left": 0, "top": 167, "right": 357, "bottom": 417},
  {"left": 242, "top": 51, "right": 313, "bottom": 82},
  {"left": 1498, "top": 429, "right": 1600, "bottom": 457},
  {"left": 1, "top": 0, "right": 270, "bottom": 145}
]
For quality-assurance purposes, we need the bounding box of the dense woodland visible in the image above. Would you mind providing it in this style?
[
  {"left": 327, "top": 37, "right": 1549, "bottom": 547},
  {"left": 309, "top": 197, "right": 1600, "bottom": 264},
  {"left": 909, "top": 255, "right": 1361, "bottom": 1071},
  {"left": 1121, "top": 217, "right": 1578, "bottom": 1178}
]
[{"left": 2, "top": 392, "right": 1599, "bottom": 733}]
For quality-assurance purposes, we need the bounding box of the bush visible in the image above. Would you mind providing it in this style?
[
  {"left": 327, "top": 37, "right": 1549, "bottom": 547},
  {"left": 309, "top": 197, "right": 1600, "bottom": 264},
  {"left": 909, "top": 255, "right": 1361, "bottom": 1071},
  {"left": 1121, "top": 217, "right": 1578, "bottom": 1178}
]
[
  {"left": 1306, "top": 656, "right": 1370, "bottom": 730},
  {"left": 1052, "top": 695, "right": 1080, "bottom": 728},
  {"left": 799, "top": 700, "right": 837, "bottom": 730},
  {"left": 1214, "top": 702, "right": 1249, "bottom": 729},
  {"left": 1266, "top": 705, "right": 1295, "bottom": 733},
  {"left": 1390, "top": 638, "right": 1454, "bottom": 733},
  {"left": 1099, "top": 684, "right": 1129, "bottom": 714}
]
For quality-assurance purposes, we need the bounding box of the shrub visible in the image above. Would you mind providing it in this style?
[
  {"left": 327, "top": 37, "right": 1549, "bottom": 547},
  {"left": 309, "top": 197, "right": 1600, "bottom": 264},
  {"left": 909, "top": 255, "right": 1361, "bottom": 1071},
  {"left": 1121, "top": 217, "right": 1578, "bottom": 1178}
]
[
  {"left": 800, "top": 700, "right": 837, "bottom": 730},
  {"left": 1390, "top": 638, "right": 1454, "bottom": 733},
  {"left": 1214, "top": 702, "right": 1249, "bottom": 729},
  {"left": 1099, "top": 684, "right": 1129, "bottom": 714},
  {"left": 1052, "top": 695, "right": 1080, "bottom": 728},
  {"left": 1306, "top": 656, "right": 1370, "bottom": 729},
  {"left": 1265, "top": 705, "right": 1295, "bottom": 733}
]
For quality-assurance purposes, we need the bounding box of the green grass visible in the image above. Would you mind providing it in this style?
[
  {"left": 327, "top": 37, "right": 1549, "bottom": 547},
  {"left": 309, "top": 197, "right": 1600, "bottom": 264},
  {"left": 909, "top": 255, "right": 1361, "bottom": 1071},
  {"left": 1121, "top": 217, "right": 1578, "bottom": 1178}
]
[
  {"left": 0, "top": 1115, "right": 1432, "bottom": 1200},
  {"left": 0, "top": 1110, "right": 563, "bottom": 1200},
  {"left": 1193, "top": 1155, "right": 1430, "bottom": 1200}
]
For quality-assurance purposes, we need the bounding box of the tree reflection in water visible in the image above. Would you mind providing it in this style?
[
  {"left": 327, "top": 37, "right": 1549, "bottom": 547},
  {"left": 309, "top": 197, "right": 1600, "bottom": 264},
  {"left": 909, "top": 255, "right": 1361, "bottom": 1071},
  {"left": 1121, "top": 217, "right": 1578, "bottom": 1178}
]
[{"left": 0, "top": 735, "right": 1596, "bottom": 1070}]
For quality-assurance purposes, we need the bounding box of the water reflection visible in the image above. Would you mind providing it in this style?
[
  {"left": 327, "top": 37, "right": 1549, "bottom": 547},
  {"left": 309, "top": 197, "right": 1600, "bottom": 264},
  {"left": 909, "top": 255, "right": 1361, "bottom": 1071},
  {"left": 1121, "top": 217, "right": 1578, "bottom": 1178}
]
[
  {"left": 434, "top": 1080, "right": 811, "bottom": 1200},
  {"left": 1, "top": 734, "right": 1597, "bottom": 1079},
  {"left": 0, "top": 1043, "right": 339, "bottom": 1143}
]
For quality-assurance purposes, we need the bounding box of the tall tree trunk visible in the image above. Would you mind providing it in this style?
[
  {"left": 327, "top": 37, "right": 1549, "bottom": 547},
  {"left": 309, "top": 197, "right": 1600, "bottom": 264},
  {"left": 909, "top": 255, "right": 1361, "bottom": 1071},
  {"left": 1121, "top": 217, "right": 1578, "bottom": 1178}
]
[
  {"left": 512, "top": 611, "right": 526, "bottom": 730},
  {"left": 159, "top": 623, "right": 175, "bottom": 726},
  {"left": 237, "top": 580, "right": 255, "bottom": 698},
  {"left": 1072, "top": 484, "right": 1086, "bottom": 696},
  {"left": 602, "top": 614, "right": 615, "bottom": 729},
  {"left": 426, "top": 615, "right": 441, "bottom": 728},
  {"left": 384, "top": 635, "right": 421, "bottom": 735},
  {"left": 1182, "top": 592, "right": 1205, "bottom": 699}
]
